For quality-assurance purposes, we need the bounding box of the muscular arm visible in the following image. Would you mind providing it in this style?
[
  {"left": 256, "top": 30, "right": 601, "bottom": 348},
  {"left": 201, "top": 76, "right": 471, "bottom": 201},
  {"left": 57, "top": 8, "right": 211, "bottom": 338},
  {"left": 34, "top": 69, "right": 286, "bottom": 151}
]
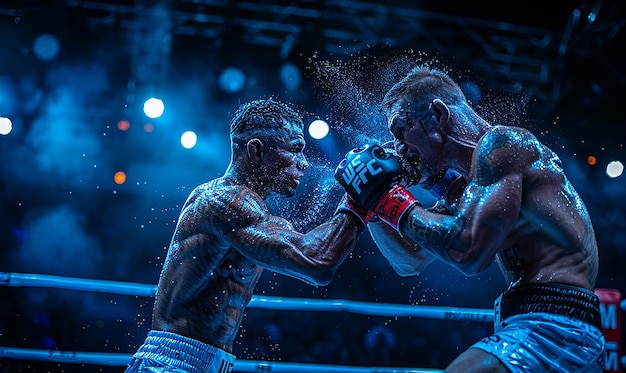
[
  {"left": 368, "top": 220, "right": 436, "bottom": 276},
  {"left": 400, "top": 127, "right": 532, "bottom": 275},
  {"left": 217, "top": 187, "right": 362, "bottom": 286}
]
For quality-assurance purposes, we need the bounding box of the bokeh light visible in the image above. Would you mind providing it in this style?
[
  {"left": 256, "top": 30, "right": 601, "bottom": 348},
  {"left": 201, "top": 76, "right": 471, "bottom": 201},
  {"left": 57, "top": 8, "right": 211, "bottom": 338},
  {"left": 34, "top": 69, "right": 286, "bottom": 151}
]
[
  {"left": 180, "top": 130, "right": 197, "bottom": 149},
  {"left": 117, "top": 120, "right": 130, "bottom": 131},
  {"left": 0, "top": 116, "right": 12, "bottom": 135},
  {"left": 587, "top": 155, "right": 597, "bottom": 166},
  {"left": 33, "top": 33, "right": 60, "bottom": 61},
  {"left": 279, "top": 62, "right": 302, "bottom": 91},
  {"left": 113, "top": 171, "right": 127, "bottom": 184},
  {"left": 606, "top": 160, "right": 624, "bottom": 178},
  {"left": 308, "top": 119, "right": 330, "bottom": 140},
  {"left": 218, "top": 67, "right": 246, "bottom": 93},
  {"left": 143, "top": 97, "right": 165, "bottom": 119}
]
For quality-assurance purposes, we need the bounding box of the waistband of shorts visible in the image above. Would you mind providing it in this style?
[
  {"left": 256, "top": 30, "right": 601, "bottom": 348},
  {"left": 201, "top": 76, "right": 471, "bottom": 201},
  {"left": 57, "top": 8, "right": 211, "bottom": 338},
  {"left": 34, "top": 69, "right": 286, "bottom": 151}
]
[
  {"left": 134, "top": 330, "right": 234, "bottom": 372},
  {"left": 500, "top": 282, "right": 602, "bottom": 330}
]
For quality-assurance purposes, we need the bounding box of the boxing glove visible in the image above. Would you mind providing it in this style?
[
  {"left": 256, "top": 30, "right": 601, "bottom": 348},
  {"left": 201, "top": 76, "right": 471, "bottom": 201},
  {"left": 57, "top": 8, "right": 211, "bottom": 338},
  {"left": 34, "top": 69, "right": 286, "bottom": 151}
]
[
  {"left": 335, "top": 144, "right": 404, "bottom": 210},
  {"left": 370, "top": 170, "right": 465, "bottom": 228},
  {"left": 372, "top": 183, "right": 420, "bottom": 229}
]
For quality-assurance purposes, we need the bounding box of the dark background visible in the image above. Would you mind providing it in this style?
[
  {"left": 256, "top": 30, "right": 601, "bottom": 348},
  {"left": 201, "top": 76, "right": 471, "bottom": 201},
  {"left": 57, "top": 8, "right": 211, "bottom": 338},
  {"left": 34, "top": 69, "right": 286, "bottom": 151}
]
[{"left": 1, "top": 0, "right": 625, "bottom": 371}]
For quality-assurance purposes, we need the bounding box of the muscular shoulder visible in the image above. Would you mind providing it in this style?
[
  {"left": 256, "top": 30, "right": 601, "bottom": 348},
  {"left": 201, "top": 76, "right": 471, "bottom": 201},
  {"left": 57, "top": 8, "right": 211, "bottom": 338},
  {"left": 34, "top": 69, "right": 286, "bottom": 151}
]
[
  {"left": 474, "top": 126, "right": 540, "bottom": 185},
  {"left": 478, "top": 125, "right": 539, "bottom": 152},
  {"left": 184, "top": 180, "right": 268, "bottom": 230}
]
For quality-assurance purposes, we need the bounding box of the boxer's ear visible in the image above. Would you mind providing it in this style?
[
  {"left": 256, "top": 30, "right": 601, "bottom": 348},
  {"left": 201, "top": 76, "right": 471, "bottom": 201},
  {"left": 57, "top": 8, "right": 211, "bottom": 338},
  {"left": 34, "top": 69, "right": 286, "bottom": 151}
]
[
  {"left": 246, "top": 138, "right": 264, "bottom": 165},
  {"left": 430, "top": 99, "right": 450, "bottom": 127}
]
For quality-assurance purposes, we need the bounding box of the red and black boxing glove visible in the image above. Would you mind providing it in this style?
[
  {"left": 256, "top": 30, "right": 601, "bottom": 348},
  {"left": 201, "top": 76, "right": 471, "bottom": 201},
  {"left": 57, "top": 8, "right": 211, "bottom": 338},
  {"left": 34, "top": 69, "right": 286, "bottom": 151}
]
[
  {"left": 335, "top": 144, "right": 421, "bottom": 229},
  {"left": 372, "top": 184, "right": 420, "bottom": 229}
]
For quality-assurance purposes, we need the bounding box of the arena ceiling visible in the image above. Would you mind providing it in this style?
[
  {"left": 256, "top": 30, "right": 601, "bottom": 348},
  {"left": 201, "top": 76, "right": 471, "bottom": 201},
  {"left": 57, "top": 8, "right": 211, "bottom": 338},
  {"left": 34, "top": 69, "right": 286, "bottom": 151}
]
[{"left": 1, "top": 0, "right": 624, "bottom": 154}]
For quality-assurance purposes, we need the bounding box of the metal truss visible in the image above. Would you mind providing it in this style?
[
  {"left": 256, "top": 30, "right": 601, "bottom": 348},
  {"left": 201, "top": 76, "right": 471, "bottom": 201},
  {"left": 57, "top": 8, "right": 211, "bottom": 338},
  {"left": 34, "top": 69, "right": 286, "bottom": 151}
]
[{"left": 1, "top": 0, "right": 623, "bottom": 116}]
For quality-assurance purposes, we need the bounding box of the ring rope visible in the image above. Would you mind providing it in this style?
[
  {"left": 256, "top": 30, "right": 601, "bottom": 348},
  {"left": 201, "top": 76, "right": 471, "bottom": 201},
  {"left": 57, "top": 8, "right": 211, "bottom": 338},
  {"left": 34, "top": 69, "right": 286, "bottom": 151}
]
[
  {"left": 2, "top": 272, "right": 624, "bottom": 371},
  {"left": 0, "top": 346, "right": 444, "bottom": 372},
  {"left": 0, "top": 272, "right": 495, "bottom": 321}
]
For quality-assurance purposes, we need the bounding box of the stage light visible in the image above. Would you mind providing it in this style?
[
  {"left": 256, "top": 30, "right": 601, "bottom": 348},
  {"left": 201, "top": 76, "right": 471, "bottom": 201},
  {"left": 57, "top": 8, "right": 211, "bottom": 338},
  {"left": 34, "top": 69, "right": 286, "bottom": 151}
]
[
  {"left": 180, "top": 130, "right": 197, "bottom": 149},
  {"left": 606, "top": 160, "right": 623, "bottom": 178},
  {"left": 279, "top": 62, "right": 301, "bottom": 91},
  {"left": 143, "top": 97, "right": 164, "bottom": 119},
  {"left": 308, "top": 119, "right": 329, "bottom": 140},
  {"left": 587, "top": 155, "right": 597, "bottom": 166},
  {"left": 0, "top": 117, "right": 12, "bottom": 135},
  {"left": 117, "top": 120, "right": 130, "bottom": 131},
  {"left": 114, "top": 171, "right": 127, "bottom": 185},
  {"left": 33, "top": 33, "right": 60, "bottom": 61},
  {"left": 218, "top": 67, "right": 245, "bottom": 93}
]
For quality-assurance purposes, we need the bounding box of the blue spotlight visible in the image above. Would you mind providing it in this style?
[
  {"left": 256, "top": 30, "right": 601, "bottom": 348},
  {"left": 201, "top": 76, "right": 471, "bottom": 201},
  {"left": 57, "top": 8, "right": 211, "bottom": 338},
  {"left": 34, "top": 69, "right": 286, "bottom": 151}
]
[
  {"left": 218, "top": 67, "right": 245, "bottom": 93},
  {"left": 279, "top": 62, "right": 301, "bottom": 91}
]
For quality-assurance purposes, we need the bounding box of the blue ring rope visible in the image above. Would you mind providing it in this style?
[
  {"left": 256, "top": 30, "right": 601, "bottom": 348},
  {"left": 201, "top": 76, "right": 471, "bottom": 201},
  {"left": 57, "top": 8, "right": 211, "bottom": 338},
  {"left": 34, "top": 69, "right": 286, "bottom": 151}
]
[
  {"left": 0, "top": 346, "right": 444, "bottom": 372},
  {"left": 0, "top": 272, "right": 494, "bottom": 321},
  {"left": 1, "top": 272, "right": 625, "bottom": 370}
]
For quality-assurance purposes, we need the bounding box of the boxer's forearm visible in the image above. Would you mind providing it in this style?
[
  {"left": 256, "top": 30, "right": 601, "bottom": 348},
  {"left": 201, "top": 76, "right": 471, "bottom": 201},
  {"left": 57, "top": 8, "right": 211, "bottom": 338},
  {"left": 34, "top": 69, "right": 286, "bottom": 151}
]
[
  {"left": 399, "top": 205, "right": 468, "bottom": 268},
  {"left": 369, "top": 220, "right": 435, "bottom": 276}
]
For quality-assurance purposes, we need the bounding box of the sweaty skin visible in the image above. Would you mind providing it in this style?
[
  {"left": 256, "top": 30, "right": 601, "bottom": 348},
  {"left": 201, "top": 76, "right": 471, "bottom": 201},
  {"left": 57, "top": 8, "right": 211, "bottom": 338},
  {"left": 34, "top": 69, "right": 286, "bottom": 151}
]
[
  {"left": 399, "top": 125, "right": 598, "bottom": 290},
  {"left": 366, "top": 68, "right": 602, "bottom": 373},
  {"left": 372, "top": 123, "right": 598, "bottom": 291},
  {"left": 152, "top": 120, "right": 362, "bottom": 353}
]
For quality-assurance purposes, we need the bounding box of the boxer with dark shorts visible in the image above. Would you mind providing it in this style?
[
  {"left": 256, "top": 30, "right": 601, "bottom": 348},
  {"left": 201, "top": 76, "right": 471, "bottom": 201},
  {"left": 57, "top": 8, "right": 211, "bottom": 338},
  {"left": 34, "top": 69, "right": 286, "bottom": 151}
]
[
  {"left": 125, "top": 99, "right": 368, "bottom": 373},
  {"left": 336, "top": 66, "right": 605, "bottom": 372}
]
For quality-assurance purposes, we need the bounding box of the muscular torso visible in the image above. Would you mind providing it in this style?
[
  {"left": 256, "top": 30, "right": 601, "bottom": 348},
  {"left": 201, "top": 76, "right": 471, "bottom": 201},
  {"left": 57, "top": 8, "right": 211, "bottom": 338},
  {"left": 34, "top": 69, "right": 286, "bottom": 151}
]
[
  {"left": 492, "top": 134, "right": 598, "bottom": 289},
  {"left": 152, "top": 180, "right": 264, "bottom": 352},
  {"left": 473, "top": 126, "right": 598, "bottom": 290},
  {"left": 152, "top": 177, "right": 360, "bottom": 352},
  {"left": 153, "top": 249, "right": 262, "bottom": 353},
  {"left": 399, "top": 125, "right": 599, "bottom": 291}
]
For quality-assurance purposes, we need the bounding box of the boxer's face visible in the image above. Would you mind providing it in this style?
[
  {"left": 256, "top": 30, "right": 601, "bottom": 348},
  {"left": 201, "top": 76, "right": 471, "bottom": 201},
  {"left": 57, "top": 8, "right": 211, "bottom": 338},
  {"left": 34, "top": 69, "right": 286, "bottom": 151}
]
[
  {"left": 386, "top": 99, "right": 438, "bottom": 178},
  {"left": 263, "top": 120, "right": 309, "bottom": 197}
]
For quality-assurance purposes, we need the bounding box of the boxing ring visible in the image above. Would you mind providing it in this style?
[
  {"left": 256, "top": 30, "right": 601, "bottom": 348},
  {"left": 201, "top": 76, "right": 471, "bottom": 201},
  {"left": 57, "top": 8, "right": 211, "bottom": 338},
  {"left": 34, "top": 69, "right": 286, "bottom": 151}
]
[{"left": 1, "top": 272, "right": 624, "bottom": 372}]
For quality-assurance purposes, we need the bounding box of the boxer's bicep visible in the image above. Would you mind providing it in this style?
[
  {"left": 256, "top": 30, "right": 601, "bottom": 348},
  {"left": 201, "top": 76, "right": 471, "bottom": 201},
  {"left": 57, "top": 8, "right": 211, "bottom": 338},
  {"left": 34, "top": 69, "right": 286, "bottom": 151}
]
[
  {"left": 452, "top": 175, "right": 523, "bottom": 267},
  {"left": 225, "top": 197, "right": 336, "bottom": 267},
  {"left": 231, "top": 212, "right": 358, "bottom": 285},
  {"left": 223, "top": 194, "right": 301, "bottom": 264},
  {"left": 448, "top": 129, "right": 528, "bottom": 271}
]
